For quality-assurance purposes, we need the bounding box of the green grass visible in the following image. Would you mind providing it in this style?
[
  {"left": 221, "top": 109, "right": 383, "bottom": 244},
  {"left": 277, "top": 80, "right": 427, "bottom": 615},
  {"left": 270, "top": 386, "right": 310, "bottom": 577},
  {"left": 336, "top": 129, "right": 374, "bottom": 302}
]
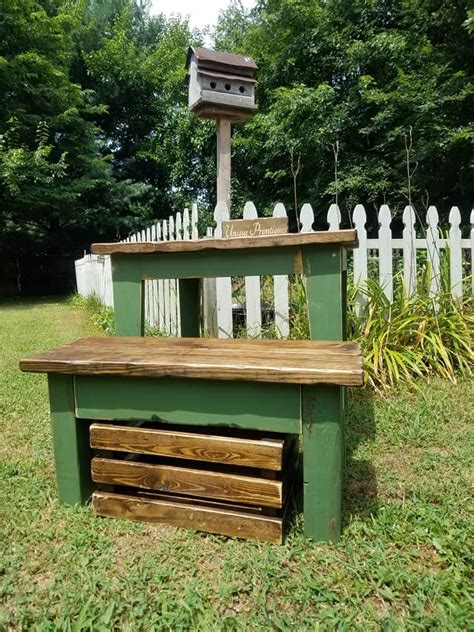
[{"left": 1, "top": 297, "right": 473, "bottom": 630}]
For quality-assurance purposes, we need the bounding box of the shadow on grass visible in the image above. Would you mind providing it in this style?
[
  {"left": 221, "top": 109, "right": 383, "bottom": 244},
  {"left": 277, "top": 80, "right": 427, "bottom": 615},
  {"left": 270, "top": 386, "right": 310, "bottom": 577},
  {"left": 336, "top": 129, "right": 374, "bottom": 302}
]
[
  {"left": 285, "top": 389, "right": 377, "bottom": 538},
  {"left": 344, "top": 389, "right": 378, "bottom": 523},
  {"left": 0, "top": 295, "right": 71, "bottom": 310}
]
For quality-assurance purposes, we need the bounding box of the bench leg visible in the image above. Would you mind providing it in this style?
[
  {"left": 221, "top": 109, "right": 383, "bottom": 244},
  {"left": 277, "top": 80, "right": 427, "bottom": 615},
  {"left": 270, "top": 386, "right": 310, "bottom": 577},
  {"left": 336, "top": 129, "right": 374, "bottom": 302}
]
[
  {"left": 302, "top": 385, "right": 343, "bottom": 542},
  {"left": 48, "top": 374, "right": 93, "bottom": 505}
]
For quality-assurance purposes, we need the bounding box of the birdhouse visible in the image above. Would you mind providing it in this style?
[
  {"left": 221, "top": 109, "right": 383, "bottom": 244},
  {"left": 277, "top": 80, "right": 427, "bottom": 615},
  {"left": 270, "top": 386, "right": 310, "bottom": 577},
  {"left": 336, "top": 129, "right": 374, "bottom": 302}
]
[{"left": 185, "top": 47, "right": 257, "bottom": 122}]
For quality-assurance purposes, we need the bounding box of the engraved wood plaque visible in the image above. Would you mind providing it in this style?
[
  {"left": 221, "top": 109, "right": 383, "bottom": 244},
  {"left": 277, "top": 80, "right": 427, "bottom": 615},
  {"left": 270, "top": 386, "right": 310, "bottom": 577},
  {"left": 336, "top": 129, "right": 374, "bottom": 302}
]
[{"left": 222, "top": 217, "right": 289, "bottom": 239}]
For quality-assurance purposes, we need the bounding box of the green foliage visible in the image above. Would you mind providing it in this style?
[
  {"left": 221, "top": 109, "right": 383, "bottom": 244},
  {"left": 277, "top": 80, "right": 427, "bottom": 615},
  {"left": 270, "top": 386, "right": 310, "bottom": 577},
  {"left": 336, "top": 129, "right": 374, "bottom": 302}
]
[
  {"left": 216, "top": 0, "right": 473, "bottom": 218},
  {"left": 465, "top": 9, "right": 474, "bottom": 33},
  {"left": 2, "top": 0, "right": 472, "bottom": 266},
  {"left": 70, "top": 292, "right": 169, "bottom": 337},
  {"left": 0, "top": 0, "right": 205, "bottom": 256},
  {"left": 70, "top": 293, "right": 115, "bottom": 334},
  {"left": 288, "top": 275, "right": 310, "bottom": 340},
  {"left": 0, "top": 0, "right": 122, "bottom": 253},
  {"left": 82, "top": 3, "right": 212, "bottom": 213},
  {"left": 348, "top": 278, "right": 474, "bottom": 390},
  {"left": 245, "top": 267, "right": 474, "bottom": 389},
  {"left": 0, "top": 121, "right": 67, "bottom": 197}
]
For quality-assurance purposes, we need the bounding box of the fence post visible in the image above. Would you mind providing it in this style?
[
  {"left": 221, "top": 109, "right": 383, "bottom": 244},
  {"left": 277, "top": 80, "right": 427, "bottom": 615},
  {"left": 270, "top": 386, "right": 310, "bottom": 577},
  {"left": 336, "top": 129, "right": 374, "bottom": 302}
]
[
  {"left": 144, "top": 226, "right": 152, "bottom": 327},
  {"left": 273, "top": 202, "right": 289, "bottom": 338},
  {"left": 150, "top": 224, "right": 158, "bottom": 327},
  {"left": 191, "top": 203, "right": 199, "bottom": 240},
  {"left": 378, "top": 204, "right": 393, "bottom": 301},
  {"left": 353, "top": 204, "right": 367, "bottom": 313},
  {"left": 243, "top": 201, "right": 262, "bottom": 337},
  {"left": 327, "top": 203, "right": 341, "bottom": 231},
  {"left": 214, "top": 201, "right": 233, "bottom": 338},
  {"left": 168, "top": 215, "right": 178, "bottom": 336},
  {"left": 402, "top": 206, "right": 417, "bottom": 297},
  {"left": 449, "top": 206, "right": 462, "bottom": 299},
  {"left": 300, "top": 203, "right": 314, "bottom": 233},
  {"left": 162, "top": 219, "right": 171, "bottom": 334},
  {"left": 426, "top": 206, "right": 441, "bottom": 298},
  {"left": 175, "top": 212, "right": 183, "bottom": 241},
  {"left": 183, "top": 208, "right": 190, "bottom": 240},
  {"left": 155, "top": 222, "right": 165, "bottom": 332}
]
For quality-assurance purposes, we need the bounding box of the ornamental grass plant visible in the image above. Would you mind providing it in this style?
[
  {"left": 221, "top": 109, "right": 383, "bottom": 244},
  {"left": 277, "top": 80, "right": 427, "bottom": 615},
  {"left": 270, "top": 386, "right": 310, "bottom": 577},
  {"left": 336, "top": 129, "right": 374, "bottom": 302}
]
[
  {"left": 348, "top": 278, "right": 473, "bottom": 390},
  {"left": 288, "top": 272, "right": 473, "bottom": 390}
]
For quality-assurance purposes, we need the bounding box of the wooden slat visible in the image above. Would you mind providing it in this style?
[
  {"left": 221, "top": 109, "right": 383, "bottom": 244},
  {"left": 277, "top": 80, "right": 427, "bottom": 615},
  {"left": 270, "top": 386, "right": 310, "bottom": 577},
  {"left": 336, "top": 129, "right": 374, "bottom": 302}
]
[
  {"left": 91, "top": 490, "right": 284, "bottom": 543},
  {"left": 91, "top": 457, "right": 283, "bottom": 507},
  {"left": 90, "top": 230, "right": 357, "bottom": 254},
  {"left": 90, "top": 424, "right": 285, "bottom": 470},
  {"left": 20, "top": 336, "right": 363, "bottom": 386},
  {"left": 40, "top": 335, "right": 360, "bottom": 354}
]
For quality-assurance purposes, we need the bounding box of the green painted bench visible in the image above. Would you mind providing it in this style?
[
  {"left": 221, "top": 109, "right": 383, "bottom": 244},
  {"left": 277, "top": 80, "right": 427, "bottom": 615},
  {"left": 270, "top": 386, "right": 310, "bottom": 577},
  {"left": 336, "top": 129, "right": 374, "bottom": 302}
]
[{"left": 20, "top": 230, "right": 363, "bottom": 542}]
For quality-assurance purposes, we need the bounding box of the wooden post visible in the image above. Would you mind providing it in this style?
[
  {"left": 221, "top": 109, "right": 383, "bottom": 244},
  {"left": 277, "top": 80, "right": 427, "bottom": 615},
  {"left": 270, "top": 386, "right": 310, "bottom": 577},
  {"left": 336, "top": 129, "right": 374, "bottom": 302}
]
[
  {"left": 112, "top": 256, "right": 144, "bottom": 336},
  {"left": 302, "top": 246, "right": 345, "bottom": 541},
  {"left": 208, "top": 119, "right": 232, "bottom": 339},
  {"left": 217, "top": 118, "right": 231, "bottom": 212},
  {"left": 48, "top": 374, "right": 93, "bottom": 505}
]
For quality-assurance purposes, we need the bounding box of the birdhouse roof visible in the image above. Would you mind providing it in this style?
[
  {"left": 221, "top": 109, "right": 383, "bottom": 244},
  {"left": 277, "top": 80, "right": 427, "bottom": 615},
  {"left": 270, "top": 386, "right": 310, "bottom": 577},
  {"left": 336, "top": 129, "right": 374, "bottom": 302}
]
[
  {"left": 186, "top": 47, "right": 257, "bottom": 79},
  {"left": 199, "top": 68, "right": 257, "bottom": 84}
]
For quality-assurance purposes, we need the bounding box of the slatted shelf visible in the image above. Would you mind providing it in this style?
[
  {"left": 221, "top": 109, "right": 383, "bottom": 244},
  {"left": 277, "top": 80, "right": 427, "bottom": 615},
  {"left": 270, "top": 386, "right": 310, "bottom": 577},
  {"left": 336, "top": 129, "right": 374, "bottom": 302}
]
[{"left": 89, "top": 421, "right": 297, "bottom": 540}]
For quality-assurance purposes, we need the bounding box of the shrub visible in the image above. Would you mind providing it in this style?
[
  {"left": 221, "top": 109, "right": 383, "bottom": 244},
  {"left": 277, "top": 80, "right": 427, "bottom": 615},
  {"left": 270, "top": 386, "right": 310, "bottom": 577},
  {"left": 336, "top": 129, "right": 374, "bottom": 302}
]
[
  {"left": 348, "top": 279, "right": 473, "bottom": 390},
  {"left": 69, "top": 294, "right": 115, "bottom": 335}
]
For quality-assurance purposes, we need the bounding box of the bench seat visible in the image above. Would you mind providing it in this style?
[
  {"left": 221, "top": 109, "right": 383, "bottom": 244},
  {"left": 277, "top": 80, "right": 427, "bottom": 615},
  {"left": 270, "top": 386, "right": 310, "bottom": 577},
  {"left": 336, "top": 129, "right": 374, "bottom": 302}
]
[{"left": 20, "top": 336, "right": 363, "bottom": 387}]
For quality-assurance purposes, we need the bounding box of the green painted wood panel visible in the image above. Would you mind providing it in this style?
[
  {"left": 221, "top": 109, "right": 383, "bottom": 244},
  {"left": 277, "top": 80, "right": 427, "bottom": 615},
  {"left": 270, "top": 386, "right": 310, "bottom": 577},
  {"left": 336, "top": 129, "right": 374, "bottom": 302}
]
[
  {"left": 48, "top": 374, "right": 93, "bottom": 505},
  {"left": 302, "top": 385, "right": 343, "bottom": 542},
  {"left": 74, "top": 375, "right": 301, "bottom": 433},
  {"left": 178, "top": 278, "right": 201, "bottom": 337},
  {"left": 112, "top": 260, "right": 144, "bottom": 336},
  {"left": 303, "top": 245, "right": 344, "bottom": 341},
  {"left": 341, "top": 248, "right": 349, "bottom": 444},
  {"left": 112, "top": 248, "right": 300, "bottom": 282},
  {"left": 303, "top": 246, "right": 346, "bottom": 541}
]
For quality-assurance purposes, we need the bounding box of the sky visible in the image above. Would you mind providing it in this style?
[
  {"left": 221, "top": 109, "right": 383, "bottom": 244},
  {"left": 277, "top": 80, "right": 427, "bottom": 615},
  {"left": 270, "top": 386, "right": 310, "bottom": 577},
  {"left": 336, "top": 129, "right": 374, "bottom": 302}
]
[{"left": 150, "top": 0, "right": 255, "bottom": 31}]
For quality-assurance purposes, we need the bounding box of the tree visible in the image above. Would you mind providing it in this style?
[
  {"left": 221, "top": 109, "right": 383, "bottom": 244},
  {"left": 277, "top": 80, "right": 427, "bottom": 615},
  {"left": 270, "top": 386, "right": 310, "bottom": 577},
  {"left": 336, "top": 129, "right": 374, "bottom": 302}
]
[
  {"left": 0, "top": 0, "right": 130, "bottom": 254},
  {"left": 0, "top": 0, "right": 205, "bottom": 256},
  {"left": 214, "top": 0, "right": 473, "bottom": 225},
  {"left": 78, "top": 1, "right": 216, "bottom": 217}
]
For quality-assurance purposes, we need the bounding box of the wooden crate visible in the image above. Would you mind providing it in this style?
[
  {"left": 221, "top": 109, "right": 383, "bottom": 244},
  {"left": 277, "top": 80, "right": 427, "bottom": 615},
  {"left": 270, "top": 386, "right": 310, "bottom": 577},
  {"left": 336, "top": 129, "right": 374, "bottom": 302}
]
[{"left": 90, "top": 422, "right": 297, "bottom": 543}]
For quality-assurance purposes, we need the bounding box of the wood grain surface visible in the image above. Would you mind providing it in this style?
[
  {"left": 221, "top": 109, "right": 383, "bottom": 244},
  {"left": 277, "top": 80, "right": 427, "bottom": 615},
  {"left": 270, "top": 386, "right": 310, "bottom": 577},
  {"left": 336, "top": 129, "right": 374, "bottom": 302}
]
[
  {"left": 91, "top": 490, "right": 284, "bottom": 542},
  {"left": 90, "top": 423, "right": 285, "bottom": 470},
  {"left": 91, "top": 457, "right": 283, "bottom": 507},
  {"left": 90, "top": 230, "right": 357, "bottom": 254},
  {"left": 20, "top": 336, "right": 364, "bottom": 386}
]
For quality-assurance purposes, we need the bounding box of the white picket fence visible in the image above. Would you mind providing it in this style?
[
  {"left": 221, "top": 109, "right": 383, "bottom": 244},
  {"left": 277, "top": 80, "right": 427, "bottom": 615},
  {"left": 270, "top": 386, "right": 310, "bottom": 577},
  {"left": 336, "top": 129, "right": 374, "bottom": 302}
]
[
  {"left": 75, "top": 252, "right": 113, "bottom": 307},
  {"left": 75, "top": 202, "right": 474, "bottom": 338}
]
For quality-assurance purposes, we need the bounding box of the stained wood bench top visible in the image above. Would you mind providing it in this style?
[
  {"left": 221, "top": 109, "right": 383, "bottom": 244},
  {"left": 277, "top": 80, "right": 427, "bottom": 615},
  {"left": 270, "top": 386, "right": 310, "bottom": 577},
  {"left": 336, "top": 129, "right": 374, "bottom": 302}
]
[
  {"left": 20, "top": 336, "right": 363, "bottom": 387},
  {"left": 91, "top": 230, "right": 357, "bottom": 255}
]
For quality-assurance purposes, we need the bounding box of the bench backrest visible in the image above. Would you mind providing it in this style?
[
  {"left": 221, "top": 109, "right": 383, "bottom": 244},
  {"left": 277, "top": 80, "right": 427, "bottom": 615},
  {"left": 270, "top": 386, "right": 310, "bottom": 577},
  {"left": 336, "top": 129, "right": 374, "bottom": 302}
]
[{"left": 91, "top": 231, "right": 357, "bottom": 341}]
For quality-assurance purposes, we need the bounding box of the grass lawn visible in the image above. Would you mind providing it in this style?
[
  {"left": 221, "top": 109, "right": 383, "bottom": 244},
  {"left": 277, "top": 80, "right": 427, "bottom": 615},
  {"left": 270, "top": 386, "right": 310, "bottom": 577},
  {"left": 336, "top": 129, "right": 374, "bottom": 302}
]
[{"left": 1, "top": 297, "right": 473, "bottom": 630}]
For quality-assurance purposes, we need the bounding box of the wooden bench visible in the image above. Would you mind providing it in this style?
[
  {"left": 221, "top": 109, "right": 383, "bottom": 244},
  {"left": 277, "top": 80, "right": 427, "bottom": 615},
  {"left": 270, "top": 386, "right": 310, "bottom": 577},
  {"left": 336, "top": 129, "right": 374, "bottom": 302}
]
[{"left": 20, "top": 231, "right": 363, "bottom": 543}]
